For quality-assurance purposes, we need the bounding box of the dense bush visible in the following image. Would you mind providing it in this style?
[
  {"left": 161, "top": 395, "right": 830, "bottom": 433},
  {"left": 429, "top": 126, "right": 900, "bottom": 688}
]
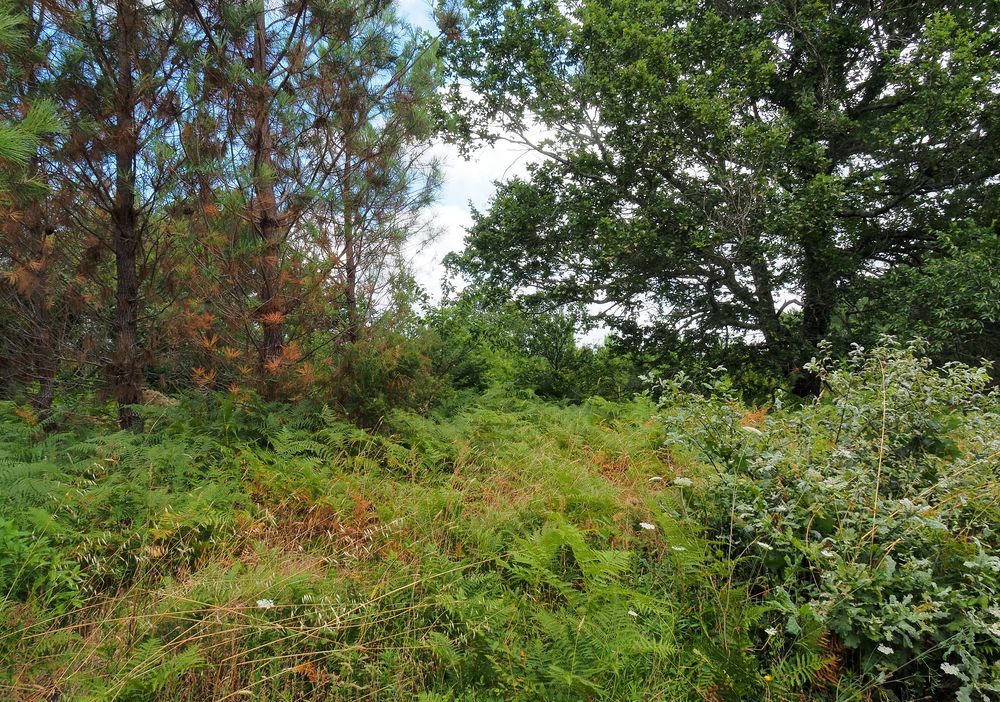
[
  {"left": 850, "top": 224, "right": 1000, "bottom": 371},
  {"left": 0, "top": 391, "right": 820, "bottom": 701},
  {"left": 427, "top": 294, "right": 642, "bottom": 401},
  {"left": 655, "top": 340, "right": 1000, "bottom": 701}
]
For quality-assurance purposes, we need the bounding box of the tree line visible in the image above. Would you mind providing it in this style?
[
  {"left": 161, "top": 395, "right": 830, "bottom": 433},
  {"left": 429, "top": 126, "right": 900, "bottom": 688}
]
[{"left": 2, "top": 0, "right": 997, "bottom": 428}]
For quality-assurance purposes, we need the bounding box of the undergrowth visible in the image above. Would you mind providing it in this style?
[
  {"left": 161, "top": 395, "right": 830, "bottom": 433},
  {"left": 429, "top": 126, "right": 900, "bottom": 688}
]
[{"left": 1, "top": 341, "right": 997, "bottom": 701}]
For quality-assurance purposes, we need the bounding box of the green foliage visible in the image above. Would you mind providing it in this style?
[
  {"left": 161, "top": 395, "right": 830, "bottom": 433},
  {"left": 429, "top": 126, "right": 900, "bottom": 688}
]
[
  {"left": 0, "top": 4, "right": 63, "bottom": 200},
  {"left": 0, "top": 517, "right": 84, "bottom": 609},
  {"left": 443, "top": 0, "right": 1000, "bottom": 378},
  {"left": 2, "top": 342, "right": 997, "bottom": 700},
  {"left": 427, "top": 292, "right": 641, "bottom": 401},
  {"left": 325, "top": 330, "right": 450, "bottom": 424},
  {"left": 655, "top": 339, "right": 1000, "bottom": 701},
  {"left": 851, "top": 223, "right": 1000, "bottom": 369},
  {"left": 0, "top": 390, "right": 795, "bottom": 701}
]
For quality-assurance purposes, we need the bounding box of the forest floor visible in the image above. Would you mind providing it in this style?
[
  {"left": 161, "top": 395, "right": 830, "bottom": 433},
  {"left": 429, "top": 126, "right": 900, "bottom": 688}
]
[
  {"left": 2, "top": 394, "right": 720, "bottom": 701},
  {"left": 3, "top": 356, "right": 997, "bottom": 702}
]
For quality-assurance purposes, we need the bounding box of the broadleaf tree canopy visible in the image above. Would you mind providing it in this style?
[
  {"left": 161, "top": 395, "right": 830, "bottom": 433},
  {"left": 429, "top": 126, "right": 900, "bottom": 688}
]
[{"left": 442, "top": 0, "right": 1000, "bottom": 389}]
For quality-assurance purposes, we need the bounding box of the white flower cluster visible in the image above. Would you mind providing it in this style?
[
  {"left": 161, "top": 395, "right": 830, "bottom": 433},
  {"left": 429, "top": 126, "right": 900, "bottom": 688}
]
[{"left": 940, "top": 662, "right": 961, "bottom": 676}]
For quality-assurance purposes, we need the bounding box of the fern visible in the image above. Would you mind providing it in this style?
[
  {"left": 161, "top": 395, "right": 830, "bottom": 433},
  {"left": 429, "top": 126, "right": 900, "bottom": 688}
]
[
  {"left": 113, "top": 639, "right": 206, "bottom": 698},
  {"left": 771, "top": 649, "right": 830, "bottom": 696}
]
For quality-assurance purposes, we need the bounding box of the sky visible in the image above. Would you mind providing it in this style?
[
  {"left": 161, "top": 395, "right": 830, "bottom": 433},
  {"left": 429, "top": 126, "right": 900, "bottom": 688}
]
[{"left": 405, "top": 138, "right": 544, "bottom": 297}]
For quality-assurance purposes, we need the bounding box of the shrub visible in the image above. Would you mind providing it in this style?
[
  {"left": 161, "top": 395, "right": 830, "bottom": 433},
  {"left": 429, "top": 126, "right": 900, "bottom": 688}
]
[{"left": 654, "top": 339, "right": 1000, "bottom": 701}]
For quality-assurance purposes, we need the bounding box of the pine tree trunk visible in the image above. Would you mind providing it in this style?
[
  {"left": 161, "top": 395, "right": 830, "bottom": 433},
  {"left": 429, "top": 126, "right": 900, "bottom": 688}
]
[
  {"left": 344, "top": 232, "right": 359, "bottom": 344},
  {"left": 23, "top": 12, "right": 56, "bottom": 420},
  {"left": 28, "top": 217, "right": 56, "bottom": 420},
  {"left": 251, "top": 9, "right": 284, "bottom": 399},
  {"left": 343, "top": 158, "right": 359, "bottom": 344},
  {"left": 112, "top": 0, "right": 143, "bottom": 430}
]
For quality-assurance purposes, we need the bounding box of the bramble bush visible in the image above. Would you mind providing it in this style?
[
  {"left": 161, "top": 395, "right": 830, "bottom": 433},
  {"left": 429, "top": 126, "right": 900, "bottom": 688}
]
[{"left": 654, "top": 339, "right": 1000, "bottom": 701}]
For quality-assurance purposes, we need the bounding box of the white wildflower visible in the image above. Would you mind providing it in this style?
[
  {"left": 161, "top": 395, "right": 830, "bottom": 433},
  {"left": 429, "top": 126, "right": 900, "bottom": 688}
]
[
  {"left": 256, "top": 599, "right": 275, "bottom": 610},
  {"left": 764, "top": 627, "right": 778, "bottom": 637},
  {"left": 673, "top": 477, "right": 693, "bottom": 487},
  {"left": 821, "top": 549, "right": 836, "bottom": 558},
  {"left": 756, "top": 542, "right": 774, "bottom": 551},
  {"left": 940, "top": 662, "right": 961, "bottom": 676},
  {"left": 671, "top": 546, "right": 687, "bottom": 552},
  {"left": 628, "top": 610, "right": 639, "bottom": 617},
  {"left": 639, "top": 522, "right": 656, "bottom": 531},
  {"left": 877, "top": 644, "right": 894, "bottom": 655}
]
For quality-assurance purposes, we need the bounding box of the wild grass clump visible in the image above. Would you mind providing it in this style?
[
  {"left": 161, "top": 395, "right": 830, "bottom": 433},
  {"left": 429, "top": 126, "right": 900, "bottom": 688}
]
[{"left": 3, "top": 393, "right": 733, "bottom": 700}]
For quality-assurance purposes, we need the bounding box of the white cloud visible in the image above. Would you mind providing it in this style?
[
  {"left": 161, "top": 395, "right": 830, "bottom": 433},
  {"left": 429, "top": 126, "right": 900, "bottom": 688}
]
[
  {"left": 432, "top": 138, "right": 543, "bottom": 209},
  {"left": 407, "top": 134, "right": 611, "bottom": 345},
  {"left": 397, "top": 2, "right": 608, "bottom": 344},
  {"left": 397, "top": 0, "right": 437, "bottom": 31},
  {"left": 409, "top": 136, "right": 545, "bottom": 300},
  {"left": 407, "top": 202, "right": 473, "bottom": 295}
]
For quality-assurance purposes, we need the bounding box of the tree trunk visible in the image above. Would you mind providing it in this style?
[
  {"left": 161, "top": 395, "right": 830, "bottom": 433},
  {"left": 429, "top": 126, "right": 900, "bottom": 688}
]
[
  {"left": 251, "top": 9, "right": 284, "bottom": 398},
  {"left": 23, "top": 8, "right": 56, "bottom": 420},
  {"left": 344, "top": 227, "right": 359, "bottom": 343},
  {"left": 28, "top": 215, "right": 56, "bottom": 420},
  {"left": 749, "top": 258, "right": 785, "bottom": 353},
  {"left": 343, "top": 158, "right": 359, "bottom": 343},
  {"left": 112, "top": 0, "right": 143, "bottom": 430},
  {"left": 793, "top": 231, "right": 836, "bottom": 396},
  {"left": 801, "top": 255, "right": 834, "bottom": 350}
]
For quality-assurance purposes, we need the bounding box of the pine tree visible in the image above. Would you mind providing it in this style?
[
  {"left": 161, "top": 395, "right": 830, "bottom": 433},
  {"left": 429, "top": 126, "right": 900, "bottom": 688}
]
[
  {"left": 0, "top": 2, "right": 65, "bottom": 415},
  {"left": 181, "top": 0, "right": 442, "bottom": 397},
  {"left": 312, "top": 3, "right": 441, "bottom": 344},
  {"left": 48, "top": 0, "right": 192, "bottom": 427},
  {"left": 0, "top": 4, "right": 62, "bottom": 200}
]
